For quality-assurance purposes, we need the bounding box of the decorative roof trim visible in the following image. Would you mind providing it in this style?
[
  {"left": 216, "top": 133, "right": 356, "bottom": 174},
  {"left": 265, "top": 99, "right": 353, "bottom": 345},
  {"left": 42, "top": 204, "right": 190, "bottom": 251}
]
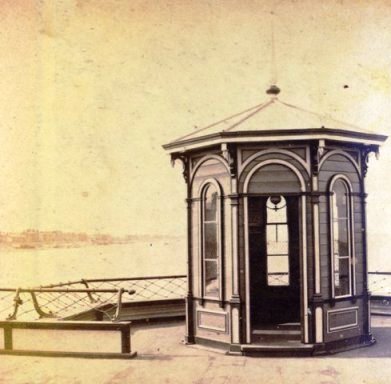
[{"left": 163, "top": 128, "right": 387, "bottom": 153}]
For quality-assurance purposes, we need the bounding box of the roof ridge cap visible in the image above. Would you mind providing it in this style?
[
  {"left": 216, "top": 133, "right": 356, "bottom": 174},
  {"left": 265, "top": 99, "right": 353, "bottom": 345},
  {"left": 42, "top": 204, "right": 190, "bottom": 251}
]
[
  {"left": 169, "top": 100, "right": 268, "bottom": 144},
  {"left": 277, "top": 99, "right": 368, "bottom": 132},
  {"left": 223, "top": 99, "right": 275, "bottom": 132}
]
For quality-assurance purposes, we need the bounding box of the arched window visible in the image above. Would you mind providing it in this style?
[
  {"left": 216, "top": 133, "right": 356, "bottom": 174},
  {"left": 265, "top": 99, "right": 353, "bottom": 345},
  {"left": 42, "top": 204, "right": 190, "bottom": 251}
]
[
  {"left": 202, "top": 183, "right": 221, "bottom": 298},
  {"left": 330, "top": 178, "right": 353, "bottom": 298}
]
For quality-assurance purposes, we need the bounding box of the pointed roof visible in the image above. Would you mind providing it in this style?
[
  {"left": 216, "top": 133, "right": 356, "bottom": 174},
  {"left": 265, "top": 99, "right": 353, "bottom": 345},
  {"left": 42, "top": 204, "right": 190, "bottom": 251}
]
[{"left": 163, "top": 96, "right": 387, "bottom": 153}]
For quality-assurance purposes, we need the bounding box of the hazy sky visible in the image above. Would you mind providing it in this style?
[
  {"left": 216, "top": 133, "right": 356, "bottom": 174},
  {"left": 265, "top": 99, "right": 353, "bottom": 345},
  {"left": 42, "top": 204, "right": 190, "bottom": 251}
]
[{"left": 0, "top": 0, "right": 391, "bottom": 239}]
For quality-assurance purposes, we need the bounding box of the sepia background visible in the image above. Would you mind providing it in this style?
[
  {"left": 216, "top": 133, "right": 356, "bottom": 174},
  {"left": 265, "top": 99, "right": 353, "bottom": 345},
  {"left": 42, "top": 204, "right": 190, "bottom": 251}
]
[{"left": 1, "top": 0, "right": 391, "bottom": 284}]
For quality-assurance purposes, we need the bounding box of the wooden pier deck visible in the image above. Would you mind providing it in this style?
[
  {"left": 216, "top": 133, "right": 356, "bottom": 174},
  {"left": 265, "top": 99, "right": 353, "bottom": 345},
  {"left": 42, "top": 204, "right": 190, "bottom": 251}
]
[{"left": 1, "top": 315, "right": 391, "bottom": 383}]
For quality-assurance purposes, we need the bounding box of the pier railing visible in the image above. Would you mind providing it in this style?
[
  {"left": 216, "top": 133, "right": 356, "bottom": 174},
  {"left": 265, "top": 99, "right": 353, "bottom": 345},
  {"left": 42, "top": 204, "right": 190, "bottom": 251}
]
[
  {"left": 1, "top": 273, "right": 390, "bottom": 321},
  {"left": 0, "top": 275, "right": 186, "bottom": 321},
  {"left": 368, "top": 272, "right": 391, "bottom": 296},
  {"left": 368, "top": 272, "right": 391, "bottom": 315}
]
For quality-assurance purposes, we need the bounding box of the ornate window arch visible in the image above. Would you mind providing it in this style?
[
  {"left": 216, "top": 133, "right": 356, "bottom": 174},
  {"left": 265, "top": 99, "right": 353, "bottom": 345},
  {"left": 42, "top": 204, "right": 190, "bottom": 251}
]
[
  {"left": 329, "top": 175, "right": 355, "bottom": 298},
  {"left": 200, "top": 180, "right": 223, "bottom": 300}
]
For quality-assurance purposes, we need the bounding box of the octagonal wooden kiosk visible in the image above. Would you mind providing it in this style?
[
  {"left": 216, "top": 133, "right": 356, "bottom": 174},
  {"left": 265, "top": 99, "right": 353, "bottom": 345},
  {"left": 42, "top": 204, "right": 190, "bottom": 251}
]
[{"left": 163, "top": 91, "right": 387, "bottom": 356}]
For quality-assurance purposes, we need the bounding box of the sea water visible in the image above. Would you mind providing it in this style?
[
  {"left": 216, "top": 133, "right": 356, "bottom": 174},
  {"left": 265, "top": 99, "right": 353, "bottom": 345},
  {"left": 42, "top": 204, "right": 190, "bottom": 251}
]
[
  {"left": 0, "top": 238, "right": 186, "bottom": 288},
  {"left": 0, "top": 236, "right": 388, "bottom": 288}
]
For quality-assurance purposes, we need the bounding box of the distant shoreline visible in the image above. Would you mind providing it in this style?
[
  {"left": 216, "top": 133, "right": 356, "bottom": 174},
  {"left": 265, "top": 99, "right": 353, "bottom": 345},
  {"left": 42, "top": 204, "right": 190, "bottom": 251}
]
[{"left": 0, "top": 235, "right": 185, "bottom": 252}]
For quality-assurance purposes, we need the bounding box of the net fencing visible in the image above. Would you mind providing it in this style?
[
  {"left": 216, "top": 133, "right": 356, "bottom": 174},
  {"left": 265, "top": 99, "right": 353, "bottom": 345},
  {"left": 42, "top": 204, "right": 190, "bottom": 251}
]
[
  {"left": 2, "top": 272, "right": 388, "bottom": 321},
  {"left": 0, "top": 275, "right": 187, "bottom": 321},
  {"left": 369, "top": 272, "right": 391, "bottom": 296}
]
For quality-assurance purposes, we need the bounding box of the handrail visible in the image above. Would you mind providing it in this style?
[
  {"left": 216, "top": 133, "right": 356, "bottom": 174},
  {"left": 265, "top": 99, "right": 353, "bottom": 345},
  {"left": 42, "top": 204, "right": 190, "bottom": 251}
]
[
  {"left": 39, "top": 274, "right": 187, "bottom": 288},
  {"left": 84, "top": 274, "right": 186, "bottom": 283},
  {"left": 2, "top": 287, "right": 136, "bottom": 321},
  {"left": 0, "top": 288, "right": 136, "bottom": 294}
]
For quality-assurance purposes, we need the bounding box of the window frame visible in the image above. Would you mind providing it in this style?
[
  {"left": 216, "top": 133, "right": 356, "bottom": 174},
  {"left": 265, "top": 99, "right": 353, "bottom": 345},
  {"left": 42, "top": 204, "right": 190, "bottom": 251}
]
[
  {"left": 200, "top": 179, "right": 223, "bottom": 302},
  {"left": 265, "top": 196, "right": 290, "bottom": 287},
  {"left": 329, "top": 175, "right": 355, "bottom": 299}
]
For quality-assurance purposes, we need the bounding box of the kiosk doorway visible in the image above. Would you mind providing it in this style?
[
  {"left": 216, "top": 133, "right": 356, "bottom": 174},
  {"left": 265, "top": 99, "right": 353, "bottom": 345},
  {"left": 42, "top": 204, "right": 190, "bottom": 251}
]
[{"left": 249, "top": 195, "right": 301, "bottom": 338}]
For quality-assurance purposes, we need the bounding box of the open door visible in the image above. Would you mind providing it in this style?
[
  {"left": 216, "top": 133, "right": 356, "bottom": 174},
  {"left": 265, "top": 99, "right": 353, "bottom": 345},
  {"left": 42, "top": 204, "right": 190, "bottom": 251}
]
[{"left": 249, "top": 195, "right": 301, "bottom": 328}]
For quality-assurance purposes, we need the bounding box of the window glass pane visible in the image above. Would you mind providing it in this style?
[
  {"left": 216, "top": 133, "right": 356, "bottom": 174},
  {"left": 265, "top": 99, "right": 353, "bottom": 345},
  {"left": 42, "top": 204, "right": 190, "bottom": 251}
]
[
  {"left": 203, "top": 183, "right": 220, "bottom": 298},
  {"left": 205, "top": 260, "right": 219, "bottom": 297},
  {"left": 337, "top": 220, "right": 349, "bottom": 256},
  {"left": 334, "top": 254, "right": 340, "bottom": 287},
  {"left": 266, "top": 225, "right": 288, "bottom": 255},
  {"left": 204, "top": 222, "right": 217, "bottom": 259},
  {"left": 268, "top": 274, "right": 289, "bottom": 286},
  {"left": 332, "top": 179, "right": 351, "bottom": 297},
  {"left": 277, "top": 225, "right": 289, "bottom": 242},
  {"left": 204, "top": 186, "right": 218, "bottom": 221},
  {"left": 266, "top": 196, "right": 289, "bottom": 286},
  {"left": 268, "top": 255, "right": 289, "bottom": 273},
  {"left": 266, "top": 224, "right": 276, "bottom": 242},
  {"left": 333, "top": 220, "right": 349, "bottom": 257},
  {"left": 268, "top": 256, "right": 289, "bottom": 286},
  {"left": 334, "top": 258, "right": 350, "bottom": 296},
  {"left": 334, "top": 180, "right": 348, "bottom": 219}
]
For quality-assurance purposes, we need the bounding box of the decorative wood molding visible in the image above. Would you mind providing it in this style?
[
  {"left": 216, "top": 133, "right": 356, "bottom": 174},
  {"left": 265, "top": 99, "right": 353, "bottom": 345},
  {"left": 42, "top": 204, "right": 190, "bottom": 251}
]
[
  {"left": 361, "top": 145, "right": 379, "bottom": 178},
  {"left": 193, "top": 296, "right": 230, "bottom": 305},
  {"left": 310, "top": 140, "right": 325, "bottom": 176},
  {"left": 310, "top": 194, "right": 320, "bottom": 204},
  {"left": 310, "top": 294, "right": 365, "bottom": 306},
  {"left": 327, "top": 307, "right": 359, "bottom": 333},
  {"left": 163, "top": 129, "right": 387, "bottom": 154},
  {"left": 221, "top": 143, "right": 238, "bottom": 178},
  {"left": 239, "top": 191, "right": 331, "bottom": 198},
  {"left": 228, "top": 194, "right": 240, "bottom": 206},
  {"left": 319, "top": 148, "right": 361, "bottom": 177},
  {"left": 189, "top": 154, "right": 230, "bottom": 187},
  {"left": 243, "top": 159, "right": 306, "bottom": 193},
  {"left": 197, "top": 309, "right": 229, "bottom": 333},
  {"left": 238, "top": 147, "right": 311, "bottom": 178},
  {"left": 171, "top": 153, "right": 189, "bottom": 183},
  {"left": 350, "top": 192, "right": 368, "bottom": 198},
  {"left": 229, "top": 295, "right": 241, "bottom": 307}
]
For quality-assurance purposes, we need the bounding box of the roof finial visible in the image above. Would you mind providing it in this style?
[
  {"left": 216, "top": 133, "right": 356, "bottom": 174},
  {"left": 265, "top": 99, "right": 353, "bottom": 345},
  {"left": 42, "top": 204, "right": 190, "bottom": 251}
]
[{"left": 266, "top": 84, "right": 280, "bottom": 95}]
